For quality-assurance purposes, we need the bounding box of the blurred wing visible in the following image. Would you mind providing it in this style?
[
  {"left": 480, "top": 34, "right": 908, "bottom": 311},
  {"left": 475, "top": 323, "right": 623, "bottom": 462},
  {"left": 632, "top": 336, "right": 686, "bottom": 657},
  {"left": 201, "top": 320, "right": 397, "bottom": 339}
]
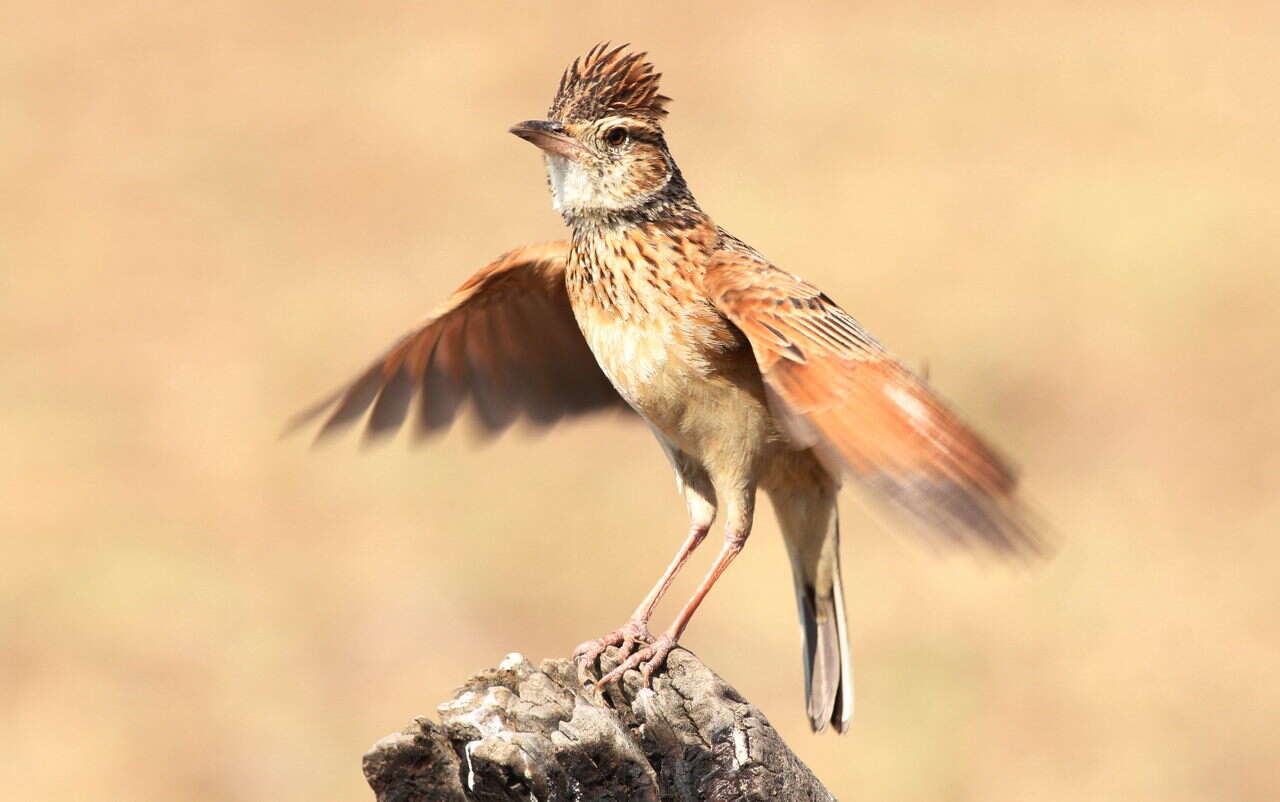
[
  {"left": 288, "top": 241, "right": 631, "bottom": 441},
  {"left": 705, "top": 252, "right": 1040, "bottom": 552}
]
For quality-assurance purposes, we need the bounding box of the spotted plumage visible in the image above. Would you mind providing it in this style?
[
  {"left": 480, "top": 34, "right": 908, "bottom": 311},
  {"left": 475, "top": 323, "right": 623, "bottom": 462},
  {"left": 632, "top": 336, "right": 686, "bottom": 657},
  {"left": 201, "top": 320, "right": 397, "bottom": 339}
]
[{"left": 293, "top": 44, "right": 1043, "bottom": 733}]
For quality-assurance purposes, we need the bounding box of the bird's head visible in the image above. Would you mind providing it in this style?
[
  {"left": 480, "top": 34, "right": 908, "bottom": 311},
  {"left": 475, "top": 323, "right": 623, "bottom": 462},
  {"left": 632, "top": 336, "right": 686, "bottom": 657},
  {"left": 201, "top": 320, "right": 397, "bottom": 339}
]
[{"left": 511, "top": 44, "right": 683, "bottom": 222}]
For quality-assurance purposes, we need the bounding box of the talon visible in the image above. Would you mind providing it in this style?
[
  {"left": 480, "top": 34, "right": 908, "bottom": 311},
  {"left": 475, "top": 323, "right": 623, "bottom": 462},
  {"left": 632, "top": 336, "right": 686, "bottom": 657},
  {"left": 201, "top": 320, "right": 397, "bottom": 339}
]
[
  {"left": 574, "top": 619, "right": 653, "bottom": 672},
  {"left": 594, "top": 634, "right": 676, "bottom": 688},
  {"left": 573, "top": 638, "right": 608, "bottom": 669}
]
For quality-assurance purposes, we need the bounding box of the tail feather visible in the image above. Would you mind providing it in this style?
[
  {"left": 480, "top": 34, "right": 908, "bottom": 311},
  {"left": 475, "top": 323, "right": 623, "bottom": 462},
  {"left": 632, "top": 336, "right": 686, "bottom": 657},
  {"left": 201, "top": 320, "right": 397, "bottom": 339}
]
[
  {"left": 827, "top": 547, "right": 853, "bottom": 730},
  {"left": 773, "top": 482, "right": 853, "bottom": 733},
  {"left": 800, "top": 584, "right": 839, "bottom": 727},
  {"left": 798, "top": 535, "right": 853, "bottom": 732}
]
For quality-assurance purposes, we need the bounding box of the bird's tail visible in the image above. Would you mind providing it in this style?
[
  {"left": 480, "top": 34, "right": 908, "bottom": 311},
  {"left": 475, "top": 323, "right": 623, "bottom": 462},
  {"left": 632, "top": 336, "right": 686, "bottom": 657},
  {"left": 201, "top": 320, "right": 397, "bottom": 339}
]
[{"left": 770, "top": 483, "right": 853, "bottom": 733}]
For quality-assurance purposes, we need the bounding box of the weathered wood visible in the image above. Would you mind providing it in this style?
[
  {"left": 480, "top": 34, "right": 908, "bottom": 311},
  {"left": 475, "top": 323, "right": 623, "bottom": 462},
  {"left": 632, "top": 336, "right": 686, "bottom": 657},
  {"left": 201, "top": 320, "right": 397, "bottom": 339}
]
[{"left": 363, "top": 647, "right": 836, "bottom": 801}]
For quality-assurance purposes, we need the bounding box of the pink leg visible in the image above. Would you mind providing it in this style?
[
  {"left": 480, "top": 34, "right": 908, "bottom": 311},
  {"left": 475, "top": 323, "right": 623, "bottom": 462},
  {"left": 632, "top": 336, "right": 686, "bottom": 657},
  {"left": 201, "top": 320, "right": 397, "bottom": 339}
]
[
  {"left": 629, "top": 522, "right": 711, "bottom": 624},
  {"left": 596, "top": 527, "right": 749, "bottom": 687},
  {"left": 574, "top": 521, "right": 710, "bottom": 665}
]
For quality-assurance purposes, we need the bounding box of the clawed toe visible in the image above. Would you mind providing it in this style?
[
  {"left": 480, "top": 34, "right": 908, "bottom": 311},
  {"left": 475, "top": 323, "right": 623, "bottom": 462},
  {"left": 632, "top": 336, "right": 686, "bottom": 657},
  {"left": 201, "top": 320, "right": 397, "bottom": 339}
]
[
  {"left": 574, "top": 620, "right": 654, "bottom": 671},
  {"left": 595, "top": 634, "right": 676, "bottom": 688},
  {"left": 573, "top": 638, "right": 608, "bottom": 667}
]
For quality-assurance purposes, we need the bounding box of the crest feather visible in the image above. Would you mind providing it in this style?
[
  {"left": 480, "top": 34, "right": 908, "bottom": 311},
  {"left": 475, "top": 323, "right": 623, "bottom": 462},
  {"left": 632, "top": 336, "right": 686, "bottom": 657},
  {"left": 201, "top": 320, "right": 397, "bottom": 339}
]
[{"left": 549, "top": 43, "right": 671, "bottom": 124}]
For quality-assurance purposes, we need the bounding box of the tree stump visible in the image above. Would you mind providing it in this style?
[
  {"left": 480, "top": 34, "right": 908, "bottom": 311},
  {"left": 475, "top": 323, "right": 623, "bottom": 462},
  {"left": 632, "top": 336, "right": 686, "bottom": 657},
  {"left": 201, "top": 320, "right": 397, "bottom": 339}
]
[{"left": 363, "top": 647, "right": 836, "bottom": 801}]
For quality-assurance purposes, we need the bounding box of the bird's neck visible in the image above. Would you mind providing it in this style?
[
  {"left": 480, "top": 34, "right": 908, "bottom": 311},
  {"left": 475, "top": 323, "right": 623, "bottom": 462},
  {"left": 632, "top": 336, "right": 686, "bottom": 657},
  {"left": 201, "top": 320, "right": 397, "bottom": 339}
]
[
  {"left": 564, "top": 165, "right": 708, "bottom": 239},
  {"left": 564, "top": 177, "right": 719, "bottom": 319}
]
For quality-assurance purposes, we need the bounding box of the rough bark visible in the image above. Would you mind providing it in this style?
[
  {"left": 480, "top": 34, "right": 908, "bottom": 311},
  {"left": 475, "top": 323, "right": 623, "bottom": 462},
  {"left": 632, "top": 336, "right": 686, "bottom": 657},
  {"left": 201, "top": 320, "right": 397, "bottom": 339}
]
[{"left": 363, "top": 647, "right": 836, "bottom": 802}]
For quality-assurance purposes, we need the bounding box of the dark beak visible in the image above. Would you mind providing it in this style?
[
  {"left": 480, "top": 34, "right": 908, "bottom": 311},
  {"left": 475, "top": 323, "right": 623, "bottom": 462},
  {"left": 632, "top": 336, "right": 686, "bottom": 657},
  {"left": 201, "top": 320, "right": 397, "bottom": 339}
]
[{"left": 509, "top": 120, "right": 587, "bottom": 161}]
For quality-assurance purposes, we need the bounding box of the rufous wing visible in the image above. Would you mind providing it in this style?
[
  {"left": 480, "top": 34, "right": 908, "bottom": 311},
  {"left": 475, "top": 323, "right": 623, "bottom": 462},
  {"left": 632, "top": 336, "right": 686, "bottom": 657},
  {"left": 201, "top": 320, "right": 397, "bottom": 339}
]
[
  {"left": 705, "top": 252, "right": 1040, "bottom": 552},
  {"left": 287, "top": 241, "right": 631, "bottom": 441}
]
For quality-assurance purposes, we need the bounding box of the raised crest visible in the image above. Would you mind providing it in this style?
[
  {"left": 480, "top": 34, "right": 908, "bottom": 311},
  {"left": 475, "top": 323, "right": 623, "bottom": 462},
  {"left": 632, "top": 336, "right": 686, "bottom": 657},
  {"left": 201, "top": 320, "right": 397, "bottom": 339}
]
[{"left": 549, "top": 43, "right": 671, "bottom": 124}]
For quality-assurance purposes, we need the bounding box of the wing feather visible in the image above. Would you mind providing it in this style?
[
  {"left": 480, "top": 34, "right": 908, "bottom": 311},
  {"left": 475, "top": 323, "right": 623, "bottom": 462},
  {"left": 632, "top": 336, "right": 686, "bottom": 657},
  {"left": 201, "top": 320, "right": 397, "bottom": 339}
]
[
  {"left": 705, "top": 251, "right": 1041, "bottom": 552},
  {"left": 287, "top": 241, "right": 631, "bottom": 442}
]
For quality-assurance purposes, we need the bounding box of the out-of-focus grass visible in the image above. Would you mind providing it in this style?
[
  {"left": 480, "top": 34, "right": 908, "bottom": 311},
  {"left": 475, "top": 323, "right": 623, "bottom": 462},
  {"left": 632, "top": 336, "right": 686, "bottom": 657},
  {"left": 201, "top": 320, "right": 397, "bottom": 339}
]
[{"left": 3, "top": 3, "right": 1278, "bottom": 800}]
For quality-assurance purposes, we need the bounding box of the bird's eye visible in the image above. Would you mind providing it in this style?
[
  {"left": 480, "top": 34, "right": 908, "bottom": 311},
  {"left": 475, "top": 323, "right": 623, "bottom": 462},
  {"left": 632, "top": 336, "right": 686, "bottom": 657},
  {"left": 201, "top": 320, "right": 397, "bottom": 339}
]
[{"left": 604, "top": 126, "right": 628, "bottom": 147}]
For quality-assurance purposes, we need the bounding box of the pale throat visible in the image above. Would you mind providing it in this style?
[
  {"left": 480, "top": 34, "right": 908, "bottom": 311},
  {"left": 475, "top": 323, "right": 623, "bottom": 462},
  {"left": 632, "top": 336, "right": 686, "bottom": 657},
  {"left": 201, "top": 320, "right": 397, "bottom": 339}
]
[{"left": 543, "top": 153, "right": 660, "bottom": 218}]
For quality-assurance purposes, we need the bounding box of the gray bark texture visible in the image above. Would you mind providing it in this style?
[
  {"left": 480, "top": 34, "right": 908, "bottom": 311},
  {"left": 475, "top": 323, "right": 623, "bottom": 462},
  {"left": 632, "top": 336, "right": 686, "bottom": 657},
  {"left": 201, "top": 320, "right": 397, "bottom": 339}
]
[{"left": 362, "top": 647, "right": 836, "bottom": 802}]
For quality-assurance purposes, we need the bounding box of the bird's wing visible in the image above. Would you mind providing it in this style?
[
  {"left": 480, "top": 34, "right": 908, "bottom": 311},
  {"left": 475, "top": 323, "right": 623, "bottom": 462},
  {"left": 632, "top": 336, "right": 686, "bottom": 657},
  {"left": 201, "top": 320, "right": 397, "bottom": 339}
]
[
  {"left": 704, "top": 251, "right": 1040, "bottom": 552},
  {"left": 288, "top": 241, "right": 632, "bottom": 441}
]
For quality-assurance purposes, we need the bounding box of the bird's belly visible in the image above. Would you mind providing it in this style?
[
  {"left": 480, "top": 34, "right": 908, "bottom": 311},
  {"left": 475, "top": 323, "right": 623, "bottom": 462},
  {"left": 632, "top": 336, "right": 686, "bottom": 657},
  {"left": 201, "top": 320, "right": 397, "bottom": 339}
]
[
  {"left": 577, "top": 310, "right": 777, "bottom": 463},
  {"left": 579, "top": 314, "right": 678, "bottom": 414}
]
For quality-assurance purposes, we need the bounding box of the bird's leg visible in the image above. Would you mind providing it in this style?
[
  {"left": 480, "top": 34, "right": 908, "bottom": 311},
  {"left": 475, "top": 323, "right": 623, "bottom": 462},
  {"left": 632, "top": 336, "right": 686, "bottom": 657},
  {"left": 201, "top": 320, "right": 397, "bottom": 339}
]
[
  {"left": 573, "top": 520, "right": 709, "bottom": 666},
  {"left": 575, "top": 451, "right": 716, "bottom": 669},
  {"left": 597, "top": 491, "right": 753, "bottom": 687}
]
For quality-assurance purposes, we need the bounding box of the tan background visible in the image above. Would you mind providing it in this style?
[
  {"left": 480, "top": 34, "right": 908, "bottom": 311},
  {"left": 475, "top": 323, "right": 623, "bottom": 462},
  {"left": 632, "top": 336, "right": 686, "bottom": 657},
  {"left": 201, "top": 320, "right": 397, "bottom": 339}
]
[{"left": 5, "top": 2, "right": 1278, "bottom": 800}]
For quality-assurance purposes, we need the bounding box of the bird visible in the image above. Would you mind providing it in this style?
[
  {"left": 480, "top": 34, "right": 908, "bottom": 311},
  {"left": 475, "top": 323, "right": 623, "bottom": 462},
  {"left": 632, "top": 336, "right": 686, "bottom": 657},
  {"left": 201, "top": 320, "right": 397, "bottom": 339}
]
[{"left": 290, "top": 43, "right": 1042, "bottom": 733}]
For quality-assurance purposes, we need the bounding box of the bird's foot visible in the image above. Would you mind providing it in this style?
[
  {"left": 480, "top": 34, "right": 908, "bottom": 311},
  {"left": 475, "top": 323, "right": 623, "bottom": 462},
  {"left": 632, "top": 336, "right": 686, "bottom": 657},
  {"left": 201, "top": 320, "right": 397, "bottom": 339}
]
[
  {"left": 573, "top": 618, "right": 653, "bottom": 669},
  {"left": 594, "top": 632, "right": 677, "bottom": 688}
]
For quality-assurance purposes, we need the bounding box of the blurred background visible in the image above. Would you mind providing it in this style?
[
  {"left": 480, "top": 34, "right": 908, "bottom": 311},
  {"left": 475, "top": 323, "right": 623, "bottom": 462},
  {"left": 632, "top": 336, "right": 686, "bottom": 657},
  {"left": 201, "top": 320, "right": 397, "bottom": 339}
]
[{"left": 4, "top": 2, "right": 1278, "bottom": 800}]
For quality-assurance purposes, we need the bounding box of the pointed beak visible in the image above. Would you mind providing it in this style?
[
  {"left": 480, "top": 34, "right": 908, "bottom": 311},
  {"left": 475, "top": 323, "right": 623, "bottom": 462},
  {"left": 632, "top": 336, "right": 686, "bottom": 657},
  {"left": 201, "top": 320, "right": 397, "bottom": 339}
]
[{"left": 509, "top": 120, "right": 587, "bottom": 161}]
